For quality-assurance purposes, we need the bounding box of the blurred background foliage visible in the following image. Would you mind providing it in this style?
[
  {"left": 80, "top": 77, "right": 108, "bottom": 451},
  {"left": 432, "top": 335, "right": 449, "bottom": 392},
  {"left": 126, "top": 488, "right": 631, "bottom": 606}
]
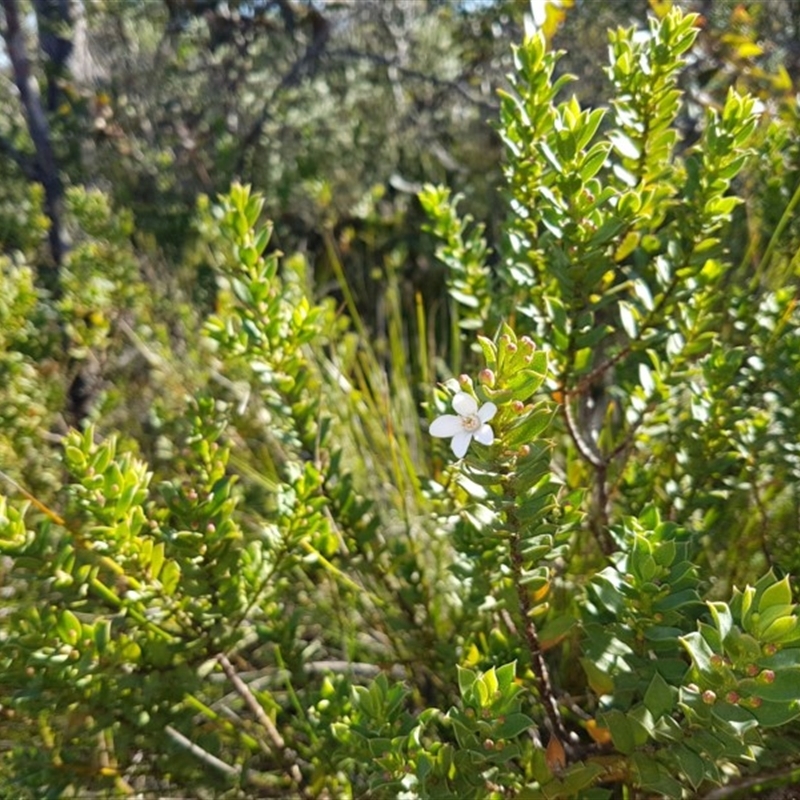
[
  {"left": 2, "top": 0, "right": 800, "bottom": 797},
  {"left": 3, "top": 0, "right": 799, "bottom": 312}
]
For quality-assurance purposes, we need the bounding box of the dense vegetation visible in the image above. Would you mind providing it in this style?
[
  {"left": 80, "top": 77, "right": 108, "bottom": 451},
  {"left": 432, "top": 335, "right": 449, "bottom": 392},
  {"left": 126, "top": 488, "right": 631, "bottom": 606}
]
[{"left": 2, "top": 1, "right": 800, "bottom": 797}]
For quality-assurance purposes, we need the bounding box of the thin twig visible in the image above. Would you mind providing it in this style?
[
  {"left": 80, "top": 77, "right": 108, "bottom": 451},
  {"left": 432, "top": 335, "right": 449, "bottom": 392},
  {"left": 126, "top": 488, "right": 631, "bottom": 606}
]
[
  {"left": 701, "top": 763, "right": 800, "bottom": 800},
  {"left": 216, "top": 653, "right": 305, "bottom": 789},
  {"left": 508, "top": 528, "right": 575, "bottom": 751},
  {"left": 0, "top": 468, "right": 66, "bottom": 526},
  {"left": 561, "top": 392, "right": 605, "bottom": 470},
  {"left": 216, "top": 653, "right": 285, "bottom": 751},
  {"left": 590, "top": 463, "right": 614, "bottom": 556},
  {"left": 165, "top": 725, "right": 240, "bottom": 779}
]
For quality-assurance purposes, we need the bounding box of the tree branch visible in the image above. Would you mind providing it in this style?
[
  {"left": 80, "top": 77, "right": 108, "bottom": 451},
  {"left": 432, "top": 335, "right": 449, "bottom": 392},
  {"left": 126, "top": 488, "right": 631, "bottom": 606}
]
[
  {"left": 236, "top": 4, "right": 330, "bottom": 168},
  {"left": 327, "top": 45, "right": 500, "bottom": 116}
]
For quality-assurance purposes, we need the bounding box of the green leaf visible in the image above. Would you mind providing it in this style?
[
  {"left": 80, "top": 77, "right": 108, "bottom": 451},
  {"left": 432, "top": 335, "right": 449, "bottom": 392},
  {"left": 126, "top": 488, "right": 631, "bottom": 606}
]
[
  {"left": 614, "top": 230, "right": 640, "bottom": 262},
  {"left": 601, "top": 709, "right": 635, "bottom": 754},
  {"left": 643, "top": 626, "right": 684, "bottom": 644},
  {"left": 537, "top": 614, "right": 578, "bottom": 650},
  {"left": 477, "top": 335, "right": 497, "bottom": 368},
  {"left": 450, "top": 715, "right": 479, "bottom": 750},
  {"left": 507, "top": 369, "right": 549, "bottom": 402},
  {"left": 674, "top": 744, "right": 707, "bottom": 789},
  {"left": 761, "top": 616, "right": 799, "bottom": 644},
  {"left": 680, "top": 631, "right": 715, "bottom": 675},
  {"left": 609, "top": 130, "right": 641, "bottom": 160},
  {"left": 711, "top": 701, "right": 757, "bottom": 734},
  {"left": 494, "top": 712, "right": 534, "bottom": 739},
  {"left": 576, "top": 108, "right": 607, "bottom": 150},
  {"left": 160, "top": 560, "right": 181, "bottom": 596},
  {"left": 92, "top": 618, "right": 110, "bottom": 655},
  {"left": 588, "top": 218, "right": 626, "bottom": 247},
  {"left": 749, "top": 699, "right": 800, "bottom": 728},
  {"left": 632, "top": 753, "right": 683, "bottom": 799},
  {"left": 457, "top": 665, "right": 477, "bottom": 698},
  {"left": 758, "top": 648, "right": 800, "bottom": 671},
  {"left": 708, "top": 601, "right": 733, "bottom": 643},
  {"left": 758, "top": 576, "right": 793, "bottom": 613},
  {"left": 57, "top": 610, "right": 81, "bottom": 646},
  {"left": 353, "top": 685, "right": 376, "bottom": 717},
  {"left": 496, "top": 661, "right": 518, "bottom": 694},
  {"left": 580, "top": 143, "right": 610, "bottom": 181},
  {"left": 643, "top": 672, "right": 674, "bottom": 720},
  {"left": 537, "top": 141, "right": 563, "bottom": 174},
  {"left": 544, "top": 295, "right": 570, "bottom": 349},
  {"left": 739, "top": 668, "right": 800, "bottom": 703},
  {"left": 739, "top": 585, "right": 756, "bottom": 627},
  {"left": 653, "top": 589, "right": 702, "bottom": 613},
  {"left": 652, "top": 538, "right": 676, "bottom": 568},
  {"left": 150, "top": 541, "right": 165, "bottom": 580},
  {"left": 619, "top": 301, "right": 639, "bottom": 339},
  {"left": 630, "top": 534, "right": 656, "bottom": 583},
  {"left": 629, "top": 705, "right": 656, "bottom": 745},
  {"left": 552, "top": 762, "right": 606, "bottom": 798},
  {"left": 64, "top": 445, "right": 86, "bottom": 471},
  {"left": 504, "top": 408, "right": 557, "bottom": 448},
  {"left": 254, "top": 223, "right": 272, "bottom": 256},
  {"left": 479, "top": 666, "right": 499, "bottom": 701}
]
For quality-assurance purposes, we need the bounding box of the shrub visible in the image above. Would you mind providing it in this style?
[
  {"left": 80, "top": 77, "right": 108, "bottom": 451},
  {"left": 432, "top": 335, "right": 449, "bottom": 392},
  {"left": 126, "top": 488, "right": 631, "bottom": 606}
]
[{"left": 2, "top": 6, "right": 800, "bottom": 799}]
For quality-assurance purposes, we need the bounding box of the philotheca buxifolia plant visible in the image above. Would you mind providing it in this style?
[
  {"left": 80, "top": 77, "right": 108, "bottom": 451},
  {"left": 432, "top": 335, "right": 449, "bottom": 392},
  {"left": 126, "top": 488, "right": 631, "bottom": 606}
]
[{"left": 1, "top": 5, "right": 800, "bottom": 799}]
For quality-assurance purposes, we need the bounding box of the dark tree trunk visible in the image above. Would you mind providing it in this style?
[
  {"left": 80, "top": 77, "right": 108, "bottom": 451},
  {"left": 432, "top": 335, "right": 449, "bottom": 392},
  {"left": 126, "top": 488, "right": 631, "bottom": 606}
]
[
  {"left": 32, "top": 0, "right": 74, "bottom": 113},
  {"left": 1, "top": 0, "right": 66, "bottom": 280},
  {"left": 1, "top": 0, "right": 98, "bottom": 428}
]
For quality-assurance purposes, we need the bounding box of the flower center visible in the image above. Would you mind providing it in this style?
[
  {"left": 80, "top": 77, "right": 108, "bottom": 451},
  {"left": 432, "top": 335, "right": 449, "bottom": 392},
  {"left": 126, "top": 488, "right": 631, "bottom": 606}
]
[{"left": 461, "top": 413, "right": 481, "bottom": 433}]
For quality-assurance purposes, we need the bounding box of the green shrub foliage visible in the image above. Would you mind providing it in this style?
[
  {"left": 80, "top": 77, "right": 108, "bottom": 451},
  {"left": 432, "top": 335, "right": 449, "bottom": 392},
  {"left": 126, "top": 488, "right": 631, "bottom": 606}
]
[{"left": 2, "top": 6, "right": 800, "bottom": 799}]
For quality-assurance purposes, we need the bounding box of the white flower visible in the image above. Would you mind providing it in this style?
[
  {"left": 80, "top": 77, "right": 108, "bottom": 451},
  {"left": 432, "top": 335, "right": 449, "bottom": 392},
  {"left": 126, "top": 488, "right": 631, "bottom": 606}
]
[{"left": 429, "top": 392, "right": 497, "bottom": 458}]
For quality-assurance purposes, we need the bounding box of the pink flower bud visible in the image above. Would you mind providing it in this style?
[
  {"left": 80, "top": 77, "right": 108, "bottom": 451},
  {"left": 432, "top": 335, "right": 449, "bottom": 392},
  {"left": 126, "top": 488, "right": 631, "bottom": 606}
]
[
  {"left": 479, "top": 368, "right": 495, "bottom": 387},
  {"left": 702, "top": 690, "right": 716, "bottom": 705}
]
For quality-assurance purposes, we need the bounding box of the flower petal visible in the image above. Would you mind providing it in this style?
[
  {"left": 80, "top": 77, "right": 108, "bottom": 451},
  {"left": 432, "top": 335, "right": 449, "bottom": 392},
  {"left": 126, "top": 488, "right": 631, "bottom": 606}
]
[
  {"left": 478, "top": 402, "right": 497, "bottom": 423},
  {"left": 450, "top": 431, "right": 472, "bottom": 458},
  {"left": 473, "top": 424, "right": 494, "bottom": 446},
  {"left": 430, "top": 414, "right": 464, "bottom": 438},
  {"left": 452, "top": 392, "right": 478, "bottom": 417}
]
